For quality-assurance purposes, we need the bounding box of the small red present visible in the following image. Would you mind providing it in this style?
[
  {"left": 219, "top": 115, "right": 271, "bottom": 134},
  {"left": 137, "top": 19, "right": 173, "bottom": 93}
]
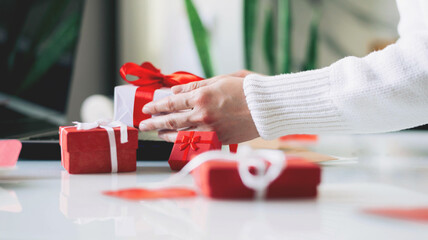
[
  {"left": 191, "top": 152, "right": 321, "bottom": 199},
  {"left": 168, "top": 131, "right": 221, "bottom": 171},
  {"left": 59, "top": 120, "right": 138, "bottom": 174}
]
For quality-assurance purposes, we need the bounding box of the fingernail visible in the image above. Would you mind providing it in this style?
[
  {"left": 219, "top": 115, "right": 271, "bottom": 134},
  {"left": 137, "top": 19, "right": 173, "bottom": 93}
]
[
  {"left": 171, "top": 86, "right": 181, "bottom": 94},
  {"left": 142, "top": 105, "right": 150, "bottom": 114},
  {"left": 139, "top": 122, "right": 148, "bottom": 131}
]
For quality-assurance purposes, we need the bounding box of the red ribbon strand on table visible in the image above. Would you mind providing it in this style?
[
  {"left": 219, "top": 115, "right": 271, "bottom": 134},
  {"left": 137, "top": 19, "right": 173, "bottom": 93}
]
[{"left": 120, "top": 62, "right": 204, "bottom": 127}]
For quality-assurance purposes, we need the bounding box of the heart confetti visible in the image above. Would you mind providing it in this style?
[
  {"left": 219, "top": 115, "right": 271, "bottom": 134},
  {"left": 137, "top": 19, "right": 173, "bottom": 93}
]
[
  {"left": 103, "top": 187, "right": 197, "bottom": 200},
  {"left": 363, "top": 207, "right": 428, "bottom": 223},
  {"left": 0, "top": 140, "right": 22, "bottom": 169}
]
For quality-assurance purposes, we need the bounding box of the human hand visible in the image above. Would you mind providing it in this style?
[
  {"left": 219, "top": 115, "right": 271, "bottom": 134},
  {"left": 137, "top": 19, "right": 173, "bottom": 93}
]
[{"left": 139, "top": 70, "right": 259, "bottom": 144}]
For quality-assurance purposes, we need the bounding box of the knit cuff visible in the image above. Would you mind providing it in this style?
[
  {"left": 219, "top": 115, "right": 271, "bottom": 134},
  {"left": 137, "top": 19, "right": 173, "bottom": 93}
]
[{"left": 243, "top": 67, "right": 350, "bottom": 140}]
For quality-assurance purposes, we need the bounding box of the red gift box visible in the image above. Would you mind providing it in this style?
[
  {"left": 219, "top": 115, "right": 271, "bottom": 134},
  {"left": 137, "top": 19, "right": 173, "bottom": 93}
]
[
  {"left": 191, "top": 157, "right": 321, "bottom": 199},
  {"left": 119, "top": 62, "right": 204, "bottom": 127},
  {"left": 168, "top": 131, "right": 222, "bottom": 171},
  {"left": 59, "top": 125, "right": 138, "bottom": 174}
]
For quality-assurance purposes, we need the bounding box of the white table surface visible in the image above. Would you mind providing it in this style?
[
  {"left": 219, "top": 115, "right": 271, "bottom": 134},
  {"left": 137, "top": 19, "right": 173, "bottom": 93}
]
[{"left": 1, "top": 132, "right": 428, "bottom": 240}]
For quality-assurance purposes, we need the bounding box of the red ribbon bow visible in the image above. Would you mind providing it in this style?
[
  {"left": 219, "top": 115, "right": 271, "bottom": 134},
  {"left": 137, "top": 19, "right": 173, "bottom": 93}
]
[
  {"left": 120, "top": 62, "right": 203, "bottom": 88},
  {"left": 179, "top": 135, "right": 201, "bottom": 151},
  {"left": 119, "top": 62, "right": 204, "bottom": 127},
  {"left": 176, "top": 132, "right": 214, "bottom": 161}
]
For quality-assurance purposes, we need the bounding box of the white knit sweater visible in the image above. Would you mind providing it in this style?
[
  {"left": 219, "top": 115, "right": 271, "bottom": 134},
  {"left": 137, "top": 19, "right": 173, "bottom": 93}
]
[{"left": 243, "top": 0, "right": 428, "bottom": 140}]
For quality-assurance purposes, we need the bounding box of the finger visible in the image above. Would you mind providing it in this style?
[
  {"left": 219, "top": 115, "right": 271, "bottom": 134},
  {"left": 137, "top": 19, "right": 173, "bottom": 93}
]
[
  {"left": 158, "top": 126, "right": 197, "bottom": 142},
  {"left": 139, "top": 112, "right": 196, "bottom": 131},
  {"left": 171, "top": 79, "right": 213, "bottom": 94},
  {"left": 142, "top": 91, "right": 194, "bottom": 115},
  {"left": 157, "top": 130, "right": 179, "bottom": 142},
  {"left": 171, "top": 76, "right": 221, "bottom": 94},
  {"left": 229, "top": 70, "right": 253, "bottom": 78}
]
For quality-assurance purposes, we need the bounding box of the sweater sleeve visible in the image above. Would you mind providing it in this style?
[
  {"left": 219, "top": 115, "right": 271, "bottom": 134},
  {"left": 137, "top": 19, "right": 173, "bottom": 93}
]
[{"left": 244, "top": 4, "right": 428, "bottom": 139}]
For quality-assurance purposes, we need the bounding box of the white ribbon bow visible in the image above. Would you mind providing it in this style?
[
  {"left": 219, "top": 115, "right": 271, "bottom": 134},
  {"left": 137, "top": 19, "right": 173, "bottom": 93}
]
[
  {"left": 73, "top": 119, "right": 128, "bottom": 173},
  {"left": 154, "top": 146, "right": 286, "bottom": 199}
]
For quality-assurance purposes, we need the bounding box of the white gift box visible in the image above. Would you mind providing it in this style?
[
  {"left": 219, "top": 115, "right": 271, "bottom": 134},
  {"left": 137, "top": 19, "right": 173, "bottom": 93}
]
[{"left": 114, "top": 85, "right": 172, "bottom": 127}]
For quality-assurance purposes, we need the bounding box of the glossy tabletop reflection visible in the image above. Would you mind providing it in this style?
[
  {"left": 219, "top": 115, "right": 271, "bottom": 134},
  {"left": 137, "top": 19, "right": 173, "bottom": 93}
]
[{"left": 1, "top": 132, "right": 428, "bottom": 240}]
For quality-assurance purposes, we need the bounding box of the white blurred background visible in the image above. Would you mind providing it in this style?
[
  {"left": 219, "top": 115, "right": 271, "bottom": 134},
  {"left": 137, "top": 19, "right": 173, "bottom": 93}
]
[
  {"left": 116, "top": 0, "right": 399, "bottom": 79},
  {"left": 68, "top": 0, "right": 400, "bottom": 121}
]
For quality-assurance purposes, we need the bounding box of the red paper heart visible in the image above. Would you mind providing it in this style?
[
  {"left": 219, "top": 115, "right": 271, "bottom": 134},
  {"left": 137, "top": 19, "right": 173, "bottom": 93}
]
[
  {"left": 0, "top": 140, "right": 22, "bottom": 168},
  {"left": 363, "top": 207, "right": 428, "bottom": 223},
  {"left": 280, "top": 134, "right": 318, "bottom": 142},
  {"left": 103, "top": 187, "right": 197, "bottom": 200}
]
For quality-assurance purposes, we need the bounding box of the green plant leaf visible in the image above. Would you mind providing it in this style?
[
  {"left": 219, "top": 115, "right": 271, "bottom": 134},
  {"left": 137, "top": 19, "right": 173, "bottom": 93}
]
[
  {"left": 263, "top": 8, "right": 276, "bottom": 75},
  {"left": 18, "top": 11, "right": 82, "bottom": 93},
  {"left": 243, "top": 0, "right": 258, "bottom": 70},
  {"left": 302, "top": 8, "right": 321, "bottom": 71},
  {"left": 9, "top": 0, "right": 71, "bottom": 77},
  {"left": 278, "top": 0, "right": 292, "bottom": 74},
  {"left": 184, "top": 0, "right": 214, "bottom": 78},
  {"left": 5, "top": 0, "right": 33, "bottom": 70},
  {"left": 27, "top": 0, "right": 71, "bottom": 58}
]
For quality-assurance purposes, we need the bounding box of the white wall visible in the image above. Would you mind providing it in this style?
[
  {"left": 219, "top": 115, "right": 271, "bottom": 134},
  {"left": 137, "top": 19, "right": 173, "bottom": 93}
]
[
  {"left": 67, "top": 0, "right": 114, "bottom": 121},
  {"left": 117, "top": 0, "right": 400, "bottom": 80}
]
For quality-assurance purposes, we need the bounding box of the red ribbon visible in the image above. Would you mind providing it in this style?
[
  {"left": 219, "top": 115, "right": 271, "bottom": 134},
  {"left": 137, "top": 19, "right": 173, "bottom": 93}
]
[
  {"left": 120, "top": 62, "right": 204, "bottom": 127},
  {"left": 177, "top": 132, "right": 213, "bottom": 160},
  {"left": 179, "top": 135, "right": 201, "bottom": 151},
  {"left": 177, "top": 131, "right": 238, "bottom": 160}
]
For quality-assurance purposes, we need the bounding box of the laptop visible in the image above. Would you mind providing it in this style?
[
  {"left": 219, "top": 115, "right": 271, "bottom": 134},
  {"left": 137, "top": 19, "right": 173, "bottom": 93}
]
[
  {"left": 0, "top": 0, "right": 172, "bottom": 160},
  {"left": 0, "top": 0, "right": 84, "bottom": 159}
]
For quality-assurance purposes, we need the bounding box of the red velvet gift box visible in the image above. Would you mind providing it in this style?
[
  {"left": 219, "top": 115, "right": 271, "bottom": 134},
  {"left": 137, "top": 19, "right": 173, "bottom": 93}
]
[
  {"left": 59, "top": 126, "right": 138, "bottom": 174},
  {"left": 168, "top": 131, "right": 222, "bottom": 171},
  {"left": 191, "top": 157, "right": 321, "bottom": 199}
]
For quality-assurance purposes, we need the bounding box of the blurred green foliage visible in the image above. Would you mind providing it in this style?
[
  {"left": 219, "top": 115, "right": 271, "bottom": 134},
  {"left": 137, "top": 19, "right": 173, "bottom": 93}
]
[
  {"left": 185, "top": 0, "right": 322, "bottom": 76},
  {"left": 184, "top": 0, "right": 214, "bottom": 78},
  {"left": 243, "top": 0, "right": 258, "bottom": 71},
  {"left": 0, "top": 0, "right": 83, "bottom": 94}
]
